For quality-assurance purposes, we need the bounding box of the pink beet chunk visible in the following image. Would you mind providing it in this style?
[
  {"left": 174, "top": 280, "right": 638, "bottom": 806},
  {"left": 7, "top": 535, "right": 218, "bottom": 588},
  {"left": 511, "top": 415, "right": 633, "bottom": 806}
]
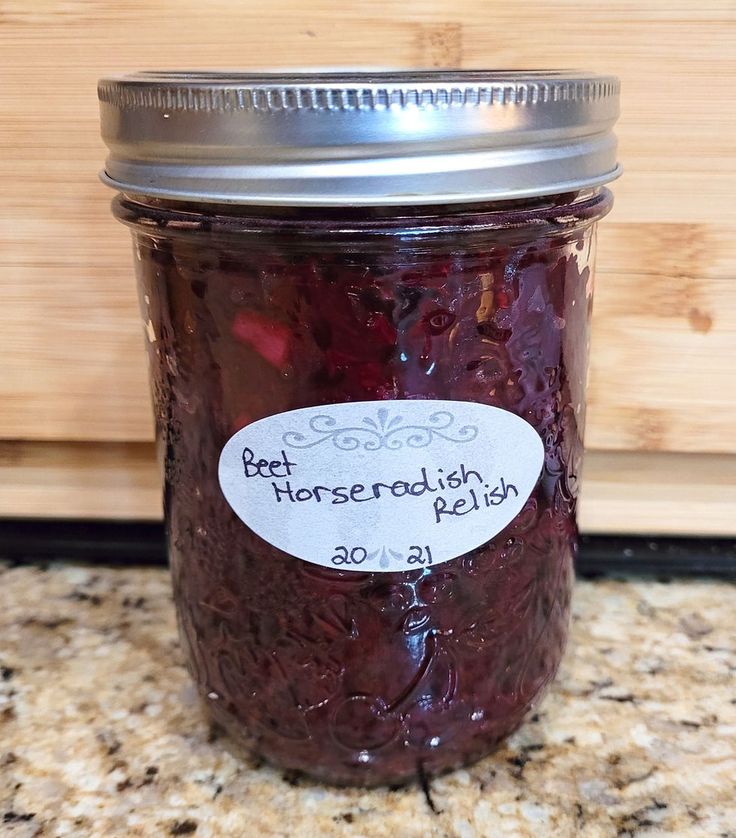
[{"left": 231, "top": 311, "right": 291, "bottom": 369}]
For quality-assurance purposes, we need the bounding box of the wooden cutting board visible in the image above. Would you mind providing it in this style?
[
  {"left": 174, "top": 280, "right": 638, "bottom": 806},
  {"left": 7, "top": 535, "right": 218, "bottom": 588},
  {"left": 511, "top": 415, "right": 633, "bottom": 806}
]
[{"left": 1, "top": 0, "right": 735, "bottom": 532}]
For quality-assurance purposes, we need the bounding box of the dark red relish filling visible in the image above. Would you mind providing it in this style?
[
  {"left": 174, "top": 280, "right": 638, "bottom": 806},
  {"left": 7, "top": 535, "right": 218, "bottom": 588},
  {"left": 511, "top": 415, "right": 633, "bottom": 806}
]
[{"left": 118, "top": 190, "right": 610, "bottom": 786}]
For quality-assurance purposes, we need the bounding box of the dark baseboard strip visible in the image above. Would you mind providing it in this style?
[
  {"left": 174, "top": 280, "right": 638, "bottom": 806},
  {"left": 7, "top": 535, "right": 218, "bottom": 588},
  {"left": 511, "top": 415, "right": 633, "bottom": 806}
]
[
  {"left": 0, "top": 518, "right": 166, "bottom": 565},
  {"left": 577, "top": 534, "right": 736, "bottom": 579},
  {"left": 0, "top": 518, "right": 734, "bottom": 578}
]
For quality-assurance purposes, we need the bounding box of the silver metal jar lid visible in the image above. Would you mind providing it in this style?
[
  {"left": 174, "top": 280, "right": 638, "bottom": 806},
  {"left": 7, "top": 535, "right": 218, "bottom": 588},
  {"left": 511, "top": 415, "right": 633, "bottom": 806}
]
[{"left": 98, "top": 70, "right": 621, "bottom": 206}]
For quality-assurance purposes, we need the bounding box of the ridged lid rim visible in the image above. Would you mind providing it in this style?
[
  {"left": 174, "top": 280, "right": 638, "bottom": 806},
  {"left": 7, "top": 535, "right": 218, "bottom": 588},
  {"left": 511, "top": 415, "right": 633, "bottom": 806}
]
[
  {"left": 98, "top": 69, "right": 620, "bottom": 112},
  {"left": 98, "top": 69, "right": 621, "bottom": 206}
]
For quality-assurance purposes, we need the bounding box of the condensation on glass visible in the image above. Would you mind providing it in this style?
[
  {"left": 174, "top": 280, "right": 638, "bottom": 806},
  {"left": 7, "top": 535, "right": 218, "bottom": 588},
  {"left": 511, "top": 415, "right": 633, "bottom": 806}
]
[{"left": 99, "top": 71, "right": 620, "bottom": 786}]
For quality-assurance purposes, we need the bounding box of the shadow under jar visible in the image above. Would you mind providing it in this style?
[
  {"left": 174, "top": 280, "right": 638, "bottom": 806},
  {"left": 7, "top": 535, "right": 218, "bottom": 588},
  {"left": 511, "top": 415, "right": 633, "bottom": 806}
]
[{"left": 99, "top": 71, "right": 620, "bottom": 787}]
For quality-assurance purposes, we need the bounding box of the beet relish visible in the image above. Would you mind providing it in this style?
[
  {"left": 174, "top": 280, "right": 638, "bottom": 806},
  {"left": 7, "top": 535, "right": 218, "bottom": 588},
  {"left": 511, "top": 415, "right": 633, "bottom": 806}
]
[{"left": 115, "top": 190, "right": 610, "bottom": 785}]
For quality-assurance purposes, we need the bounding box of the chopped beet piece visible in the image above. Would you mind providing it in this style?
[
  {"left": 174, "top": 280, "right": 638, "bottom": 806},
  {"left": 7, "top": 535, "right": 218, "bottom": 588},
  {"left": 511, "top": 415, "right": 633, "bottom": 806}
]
[{"left": 231, "top": 311, "right": 291, "bottom": 369}]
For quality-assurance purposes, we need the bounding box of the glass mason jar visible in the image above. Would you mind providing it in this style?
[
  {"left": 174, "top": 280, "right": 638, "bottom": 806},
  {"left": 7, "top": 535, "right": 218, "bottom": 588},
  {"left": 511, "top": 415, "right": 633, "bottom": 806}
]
[{"left": 99, "top": 71, "right": 620, "bottom": 787}]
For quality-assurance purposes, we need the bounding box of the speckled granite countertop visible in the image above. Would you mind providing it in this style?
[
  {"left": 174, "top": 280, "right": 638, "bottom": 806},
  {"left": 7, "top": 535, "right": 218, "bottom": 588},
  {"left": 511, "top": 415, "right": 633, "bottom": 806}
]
[{"left": 0, "top": 563, "right": 734, "bottom": 838}]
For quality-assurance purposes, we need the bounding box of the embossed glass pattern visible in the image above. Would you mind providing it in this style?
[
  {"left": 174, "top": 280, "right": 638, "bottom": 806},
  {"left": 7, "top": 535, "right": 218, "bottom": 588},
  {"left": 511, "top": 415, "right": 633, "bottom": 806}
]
[{"left": 112, "top": 190, "right": 612, "bottom": 785}]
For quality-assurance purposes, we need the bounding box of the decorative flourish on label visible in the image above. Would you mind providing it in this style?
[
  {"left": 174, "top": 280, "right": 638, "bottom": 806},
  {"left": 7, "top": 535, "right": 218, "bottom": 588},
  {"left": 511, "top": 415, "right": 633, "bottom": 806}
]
[
  {"left": 283, "top": 407, "right": 478, "bottom": 452},
  {"left": 367, "top": 546, "right": 405, "bottom": 570}
]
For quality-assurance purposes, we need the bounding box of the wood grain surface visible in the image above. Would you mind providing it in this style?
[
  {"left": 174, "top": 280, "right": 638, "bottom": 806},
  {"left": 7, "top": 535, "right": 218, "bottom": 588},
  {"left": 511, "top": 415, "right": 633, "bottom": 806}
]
[{"left": 1, "top": 1, "right": 735, "bottom": 525}]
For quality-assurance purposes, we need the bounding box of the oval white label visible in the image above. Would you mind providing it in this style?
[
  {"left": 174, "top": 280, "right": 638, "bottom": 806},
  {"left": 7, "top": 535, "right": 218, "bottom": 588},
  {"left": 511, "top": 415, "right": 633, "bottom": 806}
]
[{"left": 218, "top": 400, "right": 544, "bottom": 573}]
